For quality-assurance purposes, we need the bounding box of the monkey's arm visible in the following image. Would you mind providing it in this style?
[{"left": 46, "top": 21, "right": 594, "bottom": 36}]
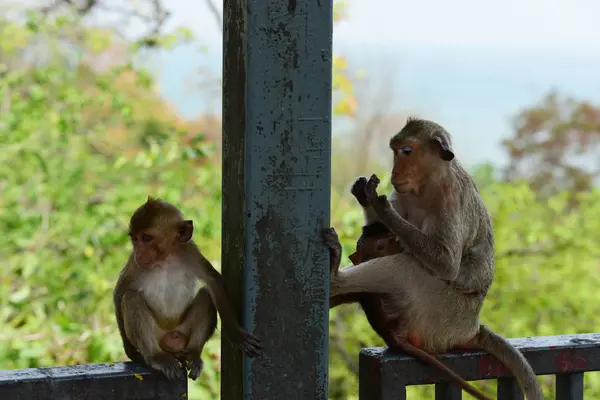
[
  {"left": 113, "top": 272, "right": 147, "bottom": 365},
  {"left": 365, "top": 177, "right": 462, "bottom": 281},
  {"left": 120, "top": 289, "right": 186, "bottom": 380},
  {"left": 185, "top": 245, "right": 262, "bottom": 356}
]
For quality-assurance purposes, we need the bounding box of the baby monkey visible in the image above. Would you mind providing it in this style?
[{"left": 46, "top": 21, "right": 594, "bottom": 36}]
[
  {"left": 329, "top": 222, "right": 492, "bottom": 400},
  {"left": 328, "top": 221, "right": 401, "bottom": 340},
  {"left": 113, "top": 197, "right": 262, "bottom": 380}
]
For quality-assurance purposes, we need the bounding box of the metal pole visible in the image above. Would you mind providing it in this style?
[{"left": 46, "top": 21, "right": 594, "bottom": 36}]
[{"left": 221, "top": 0, "right": 333, "bottom": 398}]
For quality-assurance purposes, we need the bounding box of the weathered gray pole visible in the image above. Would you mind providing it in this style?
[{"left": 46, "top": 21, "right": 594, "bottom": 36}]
[{"left": 221, "top": 0, "right": 333, "bottom": 398}]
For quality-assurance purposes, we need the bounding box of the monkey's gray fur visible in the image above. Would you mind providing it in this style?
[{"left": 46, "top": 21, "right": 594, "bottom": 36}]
[{"left": 327, "top": 118, "right": 543, "bottom": 400}]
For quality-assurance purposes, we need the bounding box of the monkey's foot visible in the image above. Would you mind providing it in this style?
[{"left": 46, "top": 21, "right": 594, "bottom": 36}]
[
  {"left": 234, "top": 330, "right": 263, "bottom": 357},
  {"left": 149, "top": 353, "right": 186, "bottom": 380},
  {"left": 364, "top": 174, "right": 387, "bottom": 205},
  {"left": 322, "top": 227, "right": 342, "bottom": 274},
  {"left": 184, "top": 352, "right": 203, "bottom": 380},
  {"left": 322, "top": 227, "right": 340, "bottom": 246},
  {"left": 351, "top": 176, "right": 369, "bottom": 206}
]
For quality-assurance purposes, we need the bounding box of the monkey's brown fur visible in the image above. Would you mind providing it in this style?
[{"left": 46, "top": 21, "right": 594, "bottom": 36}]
[
  {"left": 326, "top": 118, "right": 543, "bottom": 400},
  {"left": 328, "top": 222, "right": 402, "bottom": 345},
  {"left": 113, "top": 198, "right": 262, "bottom": 380}
]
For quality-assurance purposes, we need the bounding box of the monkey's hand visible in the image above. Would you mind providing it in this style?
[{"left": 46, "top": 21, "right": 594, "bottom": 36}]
[
  {"left": 322, "top": 227, "right": 342, "bottom": 275},
  {"left": 364, "top": 174, "right": 388, "bottom": 206},
  {"left": 351, "top": 176, "right": 369, "bottom": 207},
  {"left": 181, "top": 352, "right": 203, "bottom": 380},
  {"left": 231, "top": 329, "right": 263, "bottom": 357}
]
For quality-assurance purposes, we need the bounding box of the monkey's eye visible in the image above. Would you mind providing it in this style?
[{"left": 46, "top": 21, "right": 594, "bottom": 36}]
[
  {"left": 141, "top": 233, "right": 153, "bottom": 242},
  {"left": 400, "top": 146, "right": 413, "bottom": 155}
]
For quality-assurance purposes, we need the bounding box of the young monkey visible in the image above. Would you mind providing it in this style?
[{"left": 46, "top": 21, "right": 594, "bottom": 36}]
[
  {"left": 113, "top": 198, "right": 262, "bottom": 380},
  {"left": 328, "top": 222, "right": 401, "bottom": 337},
  {"left": 329, "top": 223, "right": 493, "bottom": 400},
  {"left": 328, "top": 222, "right": 401, "bottom": 357},
  {"left": 325, "top": 118, "right": 543, "bottom": 400}
]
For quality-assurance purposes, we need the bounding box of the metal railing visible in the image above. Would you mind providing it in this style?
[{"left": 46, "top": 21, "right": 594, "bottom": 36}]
[
  {"left": 0, "top": 362, "right": 186, "bottom": 400},
  {"left": 359, "top": 333, "right": 600, "bottom": 400},
  {"left": 4, "top": 333, "right": 599, "bottom": 399}
]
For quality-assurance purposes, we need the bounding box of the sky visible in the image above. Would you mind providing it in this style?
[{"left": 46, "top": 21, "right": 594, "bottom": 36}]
[
  {"left": 62, "top": 0, "right": 600, "bottom": 168},
  {"left": 161, "top": 0, "right": 600, "bottom": 51}
]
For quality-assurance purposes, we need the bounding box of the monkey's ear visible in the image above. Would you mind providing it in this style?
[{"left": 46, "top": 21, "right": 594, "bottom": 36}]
[
  {"left": 177, "top": 220, "right": 194, "bottom": 243},
  {"left": 348, "top": 252, "right": 362, "bottom": 265},
  {"left": 431, "top": 136, "right": 454, "bottom": 161}
]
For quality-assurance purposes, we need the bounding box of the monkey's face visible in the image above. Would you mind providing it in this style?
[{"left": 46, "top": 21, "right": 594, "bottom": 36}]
[
  {"left": 389, "top": 137, "right": 454, "bottom": 194},
  {"left": 129, "top": 230, "right": 162, "bottom": 269},
  {"left": 349, "top": 235, "right": 402, "bottom": 264},
  {"left": 128, "top": 198, "right": 195, "bottom": 269},
  {"left": 390, "top": 141, "right": 428, "bottom": 194},
  {"left": 129, "top": 220, "right": 194, "bottom": 269}
]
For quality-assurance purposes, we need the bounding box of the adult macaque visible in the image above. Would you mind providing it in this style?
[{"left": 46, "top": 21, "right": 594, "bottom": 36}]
[
  {"left": 325, "top": 118, "right": 543, "bottom": 400},
  {"left": 113, "top": 198, "right": 262, "bottom": 380}
]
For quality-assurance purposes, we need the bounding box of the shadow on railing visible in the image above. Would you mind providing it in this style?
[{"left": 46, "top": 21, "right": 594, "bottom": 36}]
[
  {"left": 0, "top": 362, "right": 187, "bottom": 400},
  {"left": 359, "top": 333, "right": 600, "bottom": 400}
]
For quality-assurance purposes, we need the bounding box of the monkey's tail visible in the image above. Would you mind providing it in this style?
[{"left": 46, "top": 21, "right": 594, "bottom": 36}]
[
  {"left": 472, "top": 325, "right": 544, "bottom": 400},
  {"left": 396, "top": 341, "right": 493, "bottom": 400}
]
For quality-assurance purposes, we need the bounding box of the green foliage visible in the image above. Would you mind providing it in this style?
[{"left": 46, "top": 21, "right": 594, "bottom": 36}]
[
  {"left": 0, "top": 13, "right": 221, "bottom": 399},
  {"left": 2, "top": 7, "right": 600, "bottom": 400},
  {"left": 328, "top": 179, "right": 600, "bottom": 399}
]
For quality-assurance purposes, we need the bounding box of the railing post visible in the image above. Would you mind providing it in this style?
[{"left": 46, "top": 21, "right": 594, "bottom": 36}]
[
  {"left": 221, "top": 0, "right": 333, "bottom": 398},
  {"left": 435, "top": 383, "right": 462, "bottom": 400},
  {"left": 556, "top": 372, "right": 584, "bottom": 400},
  {"left": 359, "top": 350, "right": 407, "bottom": 400},
  {"left": 497, "top": 377, "right": 523, "bottom": 400}
]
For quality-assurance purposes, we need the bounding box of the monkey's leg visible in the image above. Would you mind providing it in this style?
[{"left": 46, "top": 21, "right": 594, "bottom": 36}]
[
  {"left": 323, "top": 227, "right": 343, "bottom": 275},
  {"left": 177, "top": 287, "right": 218, "bottom": 380},
  {"left": 121, "top": 291, "right": 186, "bottom": 380},
  {"left": 323, "top": 228, "right": 398, "bottom": 298},
  {"left": 328, "top": 254, "right": 402, "bottom": 297}
]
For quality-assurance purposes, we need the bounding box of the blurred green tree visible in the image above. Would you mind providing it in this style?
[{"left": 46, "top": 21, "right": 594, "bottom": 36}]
[{"left": 2, "top": 3, "right": 600, "bottom": 400}]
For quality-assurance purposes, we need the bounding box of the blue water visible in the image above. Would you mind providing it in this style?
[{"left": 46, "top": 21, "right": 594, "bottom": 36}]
[{"left": 154, "top": 42, "right": 600, "bottom": 167}]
